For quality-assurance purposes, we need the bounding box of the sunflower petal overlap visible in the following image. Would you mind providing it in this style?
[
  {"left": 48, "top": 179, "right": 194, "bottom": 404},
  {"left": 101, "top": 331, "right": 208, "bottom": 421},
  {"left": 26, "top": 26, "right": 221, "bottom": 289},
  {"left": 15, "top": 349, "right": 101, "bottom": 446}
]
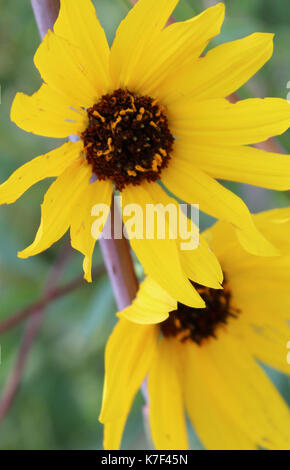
[{"left": 100, "top": 208, "right": 290, "bottom": 450}]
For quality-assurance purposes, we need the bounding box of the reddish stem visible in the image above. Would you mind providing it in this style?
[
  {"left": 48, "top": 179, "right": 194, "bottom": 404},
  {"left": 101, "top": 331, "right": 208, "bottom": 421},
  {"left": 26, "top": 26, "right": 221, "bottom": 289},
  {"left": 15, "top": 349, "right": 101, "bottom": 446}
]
[
  {"left": 31, "top": 0, "right": 60, "bottom": 37},
  {"left": 99, "top": 202, "right": 138, "bottom": 311},
  {"left": 0, "top": 245, "right": 71, "bottom": 422},
  {"left": 0, "top": 264, "right": 105, "bottom": 335}
]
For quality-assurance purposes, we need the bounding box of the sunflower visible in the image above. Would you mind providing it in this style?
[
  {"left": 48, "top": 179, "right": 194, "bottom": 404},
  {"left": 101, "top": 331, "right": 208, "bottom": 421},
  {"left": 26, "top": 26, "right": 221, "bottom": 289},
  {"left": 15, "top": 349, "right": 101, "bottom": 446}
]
[
  {"left": 100, "top": 207, "right": 290, "bottom": 450},
  {"left": 1, "top": 0, "right": 290, "bottom": 302}
]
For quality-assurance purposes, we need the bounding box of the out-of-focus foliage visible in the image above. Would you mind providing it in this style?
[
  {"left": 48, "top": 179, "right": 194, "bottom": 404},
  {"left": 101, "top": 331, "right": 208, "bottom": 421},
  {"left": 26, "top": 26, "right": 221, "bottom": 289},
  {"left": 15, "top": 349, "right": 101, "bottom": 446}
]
[{"left": 0, "top": 0, "right": 289, "bottom": 449}]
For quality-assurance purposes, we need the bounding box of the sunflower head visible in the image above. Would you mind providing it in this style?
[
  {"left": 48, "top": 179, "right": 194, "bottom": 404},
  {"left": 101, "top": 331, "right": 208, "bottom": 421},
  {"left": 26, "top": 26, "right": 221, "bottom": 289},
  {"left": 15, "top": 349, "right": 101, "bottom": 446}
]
[
  {"left": 81, "top": 88, "right": 174, "bottom": 190},
  {"left": 161, "top": 277, "right": 240, "bottom": 345},
  {"left": 101, "top": 208, "right": 290, "bottom": 451},
  {"left": 3, "top": 0, "right": 290, "bottom": 291}
]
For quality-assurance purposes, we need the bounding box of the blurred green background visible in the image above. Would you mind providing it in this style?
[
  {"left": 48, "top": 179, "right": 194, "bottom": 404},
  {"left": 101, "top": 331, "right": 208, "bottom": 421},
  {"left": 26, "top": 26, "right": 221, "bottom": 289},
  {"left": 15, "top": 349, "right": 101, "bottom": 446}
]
[{"left": 0, "top": 0, "right": 289, "bottom": 450}]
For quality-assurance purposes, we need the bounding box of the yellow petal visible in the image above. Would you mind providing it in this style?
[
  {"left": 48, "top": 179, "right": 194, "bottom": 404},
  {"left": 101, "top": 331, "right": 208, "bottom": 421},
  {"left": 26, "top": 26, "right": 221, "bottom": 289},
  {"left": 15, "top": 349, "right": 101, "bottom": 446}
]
[
  {"left": 99, "top": 319, "right": 158, "bottom": 424},
  {"left": 232, "top": 277, "right": 290, "bottom": 325},
  {"left": 208, "top": 332, "right": 290, "bottom": 450},
  {"left": 70, "top": 179, "right": 112, "bottom": 282},
  {"left": 161, "top": 33, "right": 274, "bottom": 104},
  {"left": 202, "top": 216, "right": 289, "bottom": 273},
  {"left": 154, "top": 183, "right": 222, "bottom": 288},
  {"left": 136, "top": 3, "right": 225, "bottom": 96},
  {"left": 184, "top": 343, "right": 257, "bottom": 450},
  {"left": 180, "top": 234, "right": 223, "bottom": 288},
  {"left": 135, "top": 180, "right": 222, "bottom": 288},
  {"left": 172, "top": 98, "right": 290, "bottom": 146},
  {"left": 118, "top": 276, "right": 176, "bottom": 325},
  {"left": 228, "top": 254, "right": 290, "bottom": 324},
  {"left": 162, "top": 157, "right": 278, "bottom": 256},
  {"left": 0, "top": 141, "right": 83, "bottom": 205},
  {"left": 178, "top": 142, "right": 290, "bottom": 190},
  {"left": 11, "top": 84, "right": 87, "bottom": 138},
  {"left": 110, "top": 0, "right": 179, "bottom": 89},
  {"left": 103, "top": 415, "right": 128, "bottom": 451},
  {"left": 254, "top": 206, "right": 290, "bottom": 224},
  {"left": 242, "top": 324, "right": 290, "bottom": 376},
  {"left": 202, "top": 219, "right": 244, "bottom": 267},
  {"left": 254, "top": 210, "right": 290, "bottom": 255},
  {"left": 122, "top": 182, "right": 205, "bottom": 308},
  {"left": 148, "top": 339, "right": 189, "bottom": 450},
  {"left": 54, "top": 0, "right": 110, "bottom": 96},
  {"left": 18, "top": 159, "right": 92, "bottom": 259},
  {"left": 34, "top": 30, "right": 98, "bottom": 108},
  {"left": 227, "top": 266, "right": 290, "bottom": 375}
]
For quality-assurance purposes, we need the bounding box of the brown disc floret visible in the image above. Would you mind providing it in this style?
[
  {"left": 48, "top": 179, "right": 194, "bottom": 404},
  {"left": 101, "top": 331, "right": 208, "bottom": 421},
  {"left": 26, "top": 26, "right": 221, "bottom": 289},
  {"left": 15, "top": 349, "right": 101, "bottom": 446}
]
[
  {"left": 81, "top": 89, "right": 174, "bottom": 191},
  {"left": 161, "top": 277, "right": 240, "bottom": 345}
]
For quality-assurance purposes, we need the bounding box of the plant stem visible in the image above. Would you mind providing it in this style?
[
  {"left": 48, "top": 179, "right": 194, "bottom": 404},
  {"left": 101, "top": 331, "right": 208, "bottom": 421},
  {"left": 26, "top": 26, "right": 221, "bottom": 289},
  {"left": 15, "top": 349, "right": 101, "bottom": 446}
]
[
  {"left": 31, "top": 0, "right": 60, "bottom": 37},
  {"left": 99, "top": 201, "right": 139, "bottom": 310},
  {"left": 0, "top": 263, "right": 105, "bottom": 335},
  {"left": 0, "top": 245, "right": 71, "bottom": 422}
]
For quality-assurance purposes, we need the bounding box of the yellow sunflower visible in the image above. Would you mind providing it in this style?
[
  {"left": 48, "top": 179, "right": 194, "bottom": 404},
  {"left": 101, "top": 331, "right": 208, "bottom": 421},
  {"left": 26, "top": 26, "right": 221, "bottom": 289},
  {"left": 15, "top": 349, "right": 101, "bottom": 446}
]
[
  {"left": 100, "top": 207, "right": 290, "bottom": 450},
  {"left": 1, "top": 0, "right": 290, "bottom": 303}
]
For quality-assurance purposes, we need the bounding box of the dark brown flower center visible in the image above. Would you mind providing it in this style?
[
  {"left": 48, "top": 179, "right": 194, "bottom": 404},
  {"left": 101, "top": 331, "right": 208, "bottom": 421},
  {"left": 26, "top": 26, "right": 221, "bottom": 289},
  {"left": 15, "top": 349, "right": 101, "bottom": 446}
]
[
  {"left": 160, "top": 277, "right": 240, "bottom": 345},
  {"left": 81, "top": 89, "right": 174, "bottom": 191}
]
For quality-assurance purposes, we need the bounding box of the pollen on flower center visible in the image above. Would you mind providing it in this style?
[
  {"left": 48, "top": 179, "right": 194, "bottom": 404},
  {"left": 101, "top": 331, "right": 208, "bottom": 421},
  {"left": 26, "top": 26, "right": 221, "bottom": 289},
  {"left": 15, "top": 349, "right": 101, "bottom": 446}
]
[
  {"left": 161, "top": 277, "right": 240, "bottom": 345},
  {"left": 81, "top": 89, "right": 174, "bottom": 191}
]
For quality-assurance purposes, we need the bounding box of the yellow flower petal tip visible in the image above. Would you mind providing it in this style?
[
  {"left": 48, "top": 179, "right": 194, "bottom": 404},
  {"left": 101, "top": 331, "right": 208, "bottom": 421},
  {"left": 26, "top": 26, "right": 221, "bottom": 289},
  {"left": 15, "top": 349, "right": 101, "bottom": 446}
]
[
  {"left": 18, "top": 238, "right": 42, "bottom": 258},
  {"left": 214, "top": 2, "right": 225, "bottom": 14},
  {"left": 17, "top": 245, "right": 40, "bottom": 259},
  {"left": 116, "top": 276, "right": 176, "bottom": 325},
  {"left": 84, "top": 273, "right": 92, "bottom": 284},
  {"left": 83, "top": 265, "right": 93, "bottom": 283},
  {"left": 17, "top": 251, "right": 29, "bottom": 260},
  {"left": 236, "top": 229, "right": 280, "bottom": 258}
]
